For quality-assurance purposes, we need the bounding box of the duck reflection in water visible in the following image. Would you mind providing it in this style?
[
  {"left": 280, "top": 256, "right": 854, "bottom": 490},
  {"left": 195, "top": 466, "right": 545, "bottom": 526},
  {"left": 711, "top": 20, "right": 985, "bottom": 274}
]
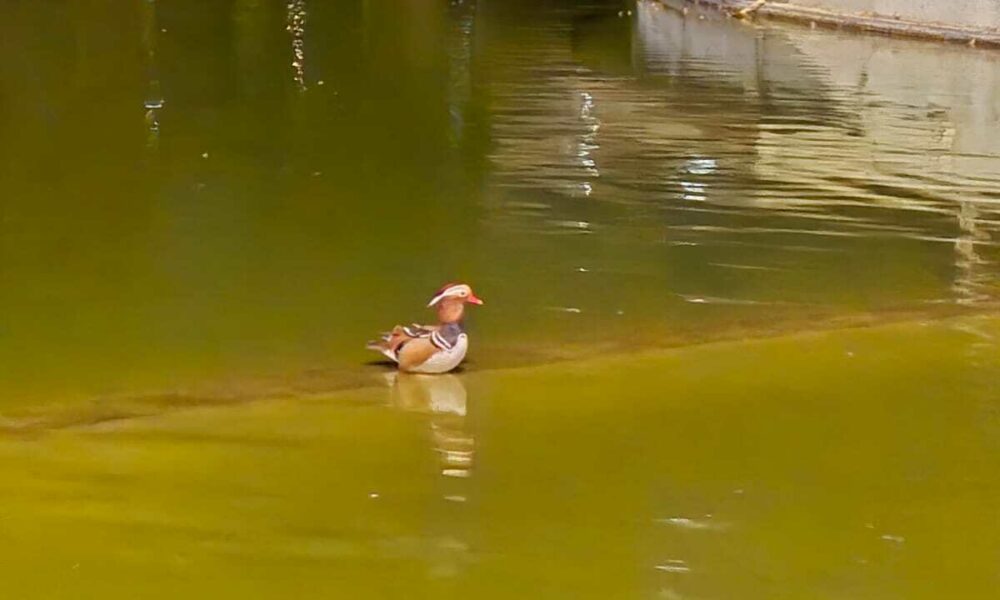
[
  {"left": 383, "top": 372, "right": 475, "bottom": 579},
  {"left": 386, "top": 373, "right": 474, "bottom": 480}
]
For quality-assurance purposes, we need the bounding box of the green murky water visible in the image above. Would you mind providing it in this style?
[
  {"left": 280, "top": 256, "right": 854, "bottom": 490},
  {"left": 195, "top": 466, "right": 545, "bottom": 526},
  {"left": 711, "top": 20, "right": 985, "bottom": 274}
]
[
  {"left": 1, "top": 0, "right": 1000, "bottom": 597},
  {"left": 3, "top": 318, "right": 1000, "bottom": 598}
]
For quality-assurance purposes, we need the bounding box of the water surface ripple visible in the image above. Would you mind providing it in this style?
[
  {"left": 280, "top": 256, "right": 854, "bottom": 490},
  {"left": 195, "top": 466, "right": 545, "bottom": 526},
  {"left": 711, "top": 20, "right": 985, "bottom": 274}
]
[{"left": 1, "top": 0, "right": 999, "bottom": 399}]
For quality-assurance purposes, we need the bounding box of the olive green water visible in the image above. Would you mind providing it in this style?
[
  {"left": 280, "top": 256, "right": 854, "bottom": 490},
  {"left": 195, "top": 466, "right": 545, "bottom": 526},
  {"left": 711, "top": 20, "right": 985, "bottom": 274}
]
[{"left": 2, "top": 0, "right": 1000, "bottom": 597}]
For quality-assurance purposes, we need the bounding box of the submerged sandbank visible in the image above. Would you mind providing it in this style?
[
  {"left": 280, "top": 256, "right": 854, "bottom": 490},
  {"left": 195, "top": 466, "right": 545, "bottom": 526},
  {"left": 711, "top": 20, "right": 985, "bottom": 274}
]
[{"left": 3, "top": 309, "right": 997, "bottom": 434}]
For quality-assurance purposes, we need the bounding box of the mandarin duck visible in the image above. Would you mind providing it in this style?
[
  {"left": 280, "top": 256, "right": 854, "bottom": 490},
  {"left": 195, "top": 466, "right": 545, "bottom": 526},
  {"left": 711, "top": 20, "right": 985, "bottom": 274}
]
[{"left": 367, "top": 283, "right": 484, "bottom": 373}]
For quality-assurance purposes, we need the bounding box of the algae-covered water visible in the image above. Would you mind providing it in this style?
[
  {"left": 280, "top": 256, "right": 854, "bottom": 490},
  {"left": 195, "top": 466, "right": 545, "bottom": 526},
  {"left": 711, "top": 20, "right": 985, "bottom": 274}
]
[
  {"left": 3, "top": 317, "right": 999, "bottom": 598},
  {"left": 2, "top": 0, "right": 1000, "bottom": 597}
]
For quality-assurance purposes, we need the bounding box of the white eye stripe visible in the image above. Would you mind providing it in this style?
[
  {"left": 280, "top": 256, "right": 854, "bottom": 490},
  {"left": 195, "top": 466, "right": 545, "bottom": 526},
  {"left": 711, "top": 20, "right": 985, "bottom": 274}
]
[{"left": 428, "top": 285, "right": 471, "bottom": 306}]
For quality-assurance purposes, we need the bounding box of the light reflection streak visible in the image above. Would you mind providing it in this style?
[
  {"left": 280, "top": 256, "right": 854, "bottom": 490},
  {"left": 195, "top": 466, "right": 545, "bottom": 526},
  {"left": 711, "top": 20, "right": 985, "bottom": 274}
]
[
  {"left": 654, "top": 559, "right": 691, "bottom": 573},
  {"left": 578, "top": 91, "right": 600, "bottom": 196},
  {"left": 954, "top": 200, "right": 993, "bottom": 305},
  {"left": 447, "top": 0, "right": 477, "bottom": 146},
  {"left": 141, "top": 0, "right": 164, "bottom": 151},
  {"left": 286, "top": 0, "right": 307, "bottom": 91},
  {"left": 678, "top": 157, "right": 716, "bottom": 201}
]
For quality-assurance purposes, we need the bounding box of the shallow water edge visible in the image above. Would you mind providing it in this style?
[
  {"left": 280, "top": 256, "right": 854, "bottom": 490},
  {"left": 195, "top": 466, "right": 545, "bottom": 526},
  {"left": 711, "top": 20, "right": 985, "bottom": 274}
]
[{"left": 4, "top": 306, "right": 996, "bottom": 435}]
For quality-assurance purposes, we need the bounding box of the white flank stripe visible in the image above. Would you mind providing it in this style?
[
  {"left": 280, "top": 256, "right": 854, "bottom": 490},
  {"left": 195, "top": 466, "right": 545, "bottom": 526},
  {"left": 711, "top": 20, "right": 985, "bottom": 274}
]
[{"left": 431, "top": 332, "right": 452, "bottom": 350}]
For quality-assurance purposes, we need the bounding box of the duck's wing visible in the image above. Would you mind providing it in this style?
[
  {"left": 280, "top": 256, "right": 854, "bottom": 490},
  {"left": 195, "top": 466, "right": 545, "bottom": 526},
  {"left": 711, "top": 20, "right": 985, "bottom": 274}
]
[
  {"left": 401, "top": 323, "right": 438, "bottom": 338},
  {"left": 398, "top": 325, "right": 465, "bottom": 373},
  {"left": 366, "top": 323, "right": 439, "bottom": 362},
  {"left": 396, "top": 337, "right": 441, "bottom": 371}
]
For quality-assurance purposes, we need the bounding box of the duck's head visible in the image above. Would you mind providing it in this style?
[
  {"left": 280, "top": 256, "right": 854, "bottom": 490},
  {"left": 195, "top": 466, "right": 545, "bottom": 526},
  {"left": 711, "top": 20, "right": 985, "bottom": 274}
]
[{"left": 428, "top": 282, "right": 483, "bottom": 323}]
